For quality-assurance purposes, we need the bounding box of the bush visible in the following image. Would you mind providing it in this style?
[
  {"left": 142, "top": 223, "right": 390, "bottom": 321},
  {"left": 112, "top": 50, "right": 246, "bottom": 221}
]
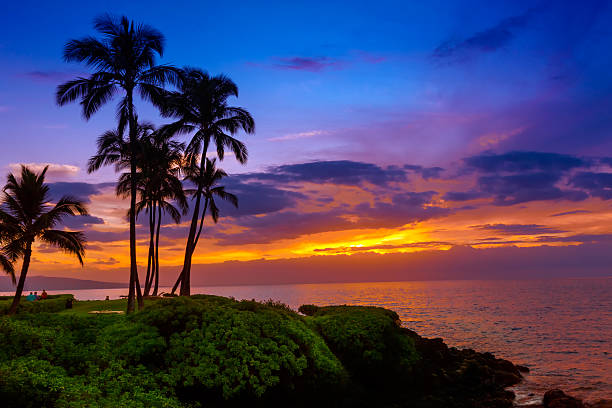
[
  {"left": 306, "top": 306, "right": 419, "bottom": 386},
  {"left": 136, "top": 297, "right": 347, "bottom": 402},
  {"left": 298, "top": 304, "right": 319, "bottom": 316}
]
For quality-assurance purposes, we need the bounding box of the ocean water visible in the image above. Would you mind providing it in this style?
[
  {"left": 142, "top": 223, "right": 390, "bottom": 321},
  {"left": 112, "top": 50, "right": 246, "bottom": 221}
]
[{"left": 3, "top": 278, "right": 610, "bottom": 404}]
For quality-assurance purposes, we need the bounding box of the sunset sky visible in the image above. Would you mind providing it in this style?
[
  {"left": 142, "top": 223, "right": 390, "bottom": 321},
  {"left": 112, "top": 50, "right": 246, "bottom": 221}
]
[{"left": 1, "top": 1, "right": 612, "bottom": 284}]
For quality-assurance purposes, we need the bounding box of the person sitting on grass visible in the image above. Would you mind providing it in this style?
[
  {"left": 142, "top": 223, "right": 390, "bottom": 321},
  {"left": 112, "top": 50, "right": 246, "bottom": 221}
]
[
  {"left": 26, "top": 292, "right": 36, "bottom": 301},
  {"left": 40, "top": 290, "right": 48, "bottom": 300},
  {"left": 34, "top": 291, "right": 39, "bottom": 300}
]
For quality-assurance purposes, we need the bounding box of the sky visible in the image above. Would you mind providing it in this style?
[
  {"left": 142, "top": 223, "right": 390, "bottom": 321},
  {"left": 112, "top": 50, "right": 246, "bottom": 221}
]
[{"left": 1, "top": 0, "right": 612, "bottom": 284}]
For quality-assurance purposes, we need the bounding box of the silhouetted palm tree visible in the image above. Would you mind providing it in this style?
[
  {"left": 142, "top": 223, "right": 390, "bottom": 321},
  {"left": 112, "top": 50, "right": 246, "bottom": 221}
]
[
  {"left": 171, "top": 158, "right": 238, "bottom": 294},
  {"left": 161, "top": 68, "right": 254, "bottom": 295},
  {"left": 117, "top": 129, "right": 187, "bottom": 296},
  {"left": 56, "top": 14, "right": 179, "bottom": 312},
  {"left": 87, "top": 123, "right": 152, "bottom": 304},
  {"left": 0, "top": 166, "right": 87, "bottom": 315}
]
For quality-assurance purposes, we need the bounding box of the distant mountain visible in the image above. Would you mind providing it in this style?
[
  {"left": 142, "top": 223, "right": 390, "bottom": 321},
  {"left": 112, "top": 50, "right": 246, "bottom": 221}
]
[{"left": 0, "top": 276, "right": 124, "bottom": 291}]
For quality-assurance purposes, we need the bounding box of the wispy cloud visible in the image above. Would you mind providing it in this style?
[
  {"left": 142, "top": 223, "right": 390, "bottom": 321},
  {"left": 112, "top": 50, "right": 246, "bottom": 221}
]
[
  {"left": 8, "top": 163, "right": 80, "bottom": 180},
  {"left": 267, "top": 130, "right": 329, "bottom": 142},
  {"left": 272, "top": 56, "right": 345, "bottom": 72},
  {"left": 433, "top": 8, "right": 536, "bottom": 62},
  {"left": 22, "top": 70, "right": 82, "bottom": 83}
]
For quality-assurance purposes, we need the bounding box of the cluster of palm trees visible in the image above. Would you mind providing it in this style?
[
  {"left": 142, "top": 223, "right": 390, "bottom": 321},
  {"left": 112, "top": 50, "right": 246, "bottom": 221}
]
[{"left": 0, "top": 14, "right": 254, "bottom": 313}]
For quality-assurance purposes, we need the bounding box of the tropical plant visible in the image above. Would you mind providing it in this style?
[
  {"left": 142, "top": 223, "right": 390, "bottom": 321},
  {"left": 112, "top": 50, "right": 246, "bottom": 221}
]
[
  {"left": 170, "top": 158, "right": 237, "bottom": 294},
  {"left": 160, "top": 68, "right": 254, "bottom": 295},
  {"left": 117, "top": 129, "right": 187, "bottom": 296},
  {"left": 56, "top": 14, "right": 180, "bottom": 312},
  {"left": 0, "top": 166, "right": 87, "bottom": 315}
]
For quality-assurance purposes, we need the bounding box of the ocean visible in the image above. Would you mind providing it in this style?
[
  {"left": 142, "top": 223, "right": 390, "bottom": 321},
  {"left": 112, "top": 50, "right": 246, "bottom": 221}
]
[{"left": 2, "top": 277, "right": 610, "bottom": 404}]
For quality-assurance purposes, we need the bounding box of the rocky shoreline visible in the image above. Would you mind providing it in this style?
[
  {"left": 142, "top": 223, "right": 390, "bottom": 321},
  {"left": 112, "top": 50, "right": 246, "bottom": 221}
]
[{"left": 516, "top": 389, "right": 612, "bottom": 408}]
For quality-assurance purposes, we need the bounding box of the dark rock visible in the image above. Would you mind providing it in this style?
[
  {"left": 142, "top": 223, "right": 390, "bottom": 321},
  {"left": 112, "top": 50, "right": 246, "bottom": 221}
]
[
  {"left": 544, "top": 389, "right": 585, "bottom": 408},
  {"left": 588, "top": 400, "right": 612, "bottom": 408},
  {"left": 516, "top": 364, "right": 530, "bottom": 373}
]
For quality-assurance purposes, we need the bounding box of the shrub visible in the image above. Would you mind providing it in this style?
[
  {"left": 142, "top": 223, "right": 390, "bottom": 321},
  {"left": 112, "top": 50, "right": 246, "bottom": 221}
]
[
  {"left": 306, "top": 306, "right": 419, "bottom": 386},
  {"left": 298, "top": 304, "right": 319, "bottom": 316}
]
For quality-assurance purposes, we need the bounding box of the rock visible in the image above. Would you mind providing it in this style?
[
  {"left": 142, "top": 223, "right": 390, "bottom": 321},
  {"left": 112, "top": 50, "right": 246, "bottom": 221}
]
[
  {"left": 588, "top": 400, "right": 612, "bottom": 408},
  {"left": 543, "top": 389, "right": 585, "bottom": 408},
  {"left": 516, "top": 364, "right": 530, "bottom": 373}
]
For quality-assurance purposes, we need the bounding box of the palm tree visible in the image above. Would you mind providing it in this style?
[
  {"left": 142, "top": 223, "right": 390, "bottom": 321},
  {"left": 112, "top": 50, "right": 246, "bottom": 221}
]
[
  {"left": 161, "top": 68, "right": 254, "bottom": 295},
  {"left": 170, "top": 158, "right": 238, "bottom": 294},
  {"left": 87, "top": 123, "right": 152, "bottom": 304},
  {"left": 56, "top": 14, "right": 179, "bottom": 312},
  {"left": 0, "top": 166, "right": 87, "bottom": 315},
  {"left": 117, "top": 129, "right": 187, "bottom": 296}
]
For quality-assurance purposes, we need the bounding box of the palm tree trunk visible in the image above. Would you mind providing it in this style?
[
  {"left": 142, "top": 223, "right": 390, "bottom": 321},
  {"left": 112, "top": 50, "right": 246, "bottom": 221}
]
[
  {"left": 8, "top": 241, "right": 32, "bottom": 315},
  {"left": 153, "top": 203, "right": 161, "bottom": 296},
  {"left": 179, "top": 139, "right": 210, "bottom": 296},
  {"left": 192, "top": 197, "right": 209, "bottom": 250},
  {"left": 126, "top": 88, "right": 142, "bottom": 312},
  {"left": 144, "top": 203, "right": 155, "bottom": 296}
]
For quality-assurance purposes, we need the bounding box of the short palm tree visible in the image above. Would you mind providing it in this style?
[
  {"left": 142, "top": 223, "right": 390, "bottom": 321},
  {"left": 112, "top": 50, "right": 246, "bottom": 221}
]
[
  {"left": 0, "top": 166, "right": 87, "bottom": 315},
  {"left": 56, "top": 14, "right": 179, "bottom": 312},
  {"left": 171, "top": 158, "right": 237, "bottom": 294},
  {"left": 161, "top": 68, "right": 254, "bottom": 295}
]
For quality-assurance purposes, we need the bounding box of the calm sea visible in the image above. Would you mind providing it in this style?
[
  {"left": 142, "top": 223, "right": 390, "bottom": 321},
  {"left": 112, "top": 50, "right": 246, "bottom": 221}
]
[{"left": 3, "top": 278, "right": 610, "bottom": 404}]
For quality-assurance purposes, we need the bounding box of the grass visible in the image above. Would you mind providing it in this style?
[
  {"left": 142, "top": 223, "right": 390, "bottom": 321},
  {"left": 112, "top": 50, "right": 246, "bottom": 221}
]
[{"left": 58, "top": 297, "right": 162, "bottom": 316}]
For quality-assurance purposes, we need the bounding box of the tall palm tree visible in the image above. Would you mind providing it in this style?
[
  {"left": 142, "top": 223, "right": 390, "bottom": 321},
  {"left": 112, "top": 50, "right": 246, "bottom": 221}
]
[
  {"left": 0, "top": 166, "right": 87, "bottom": 315},
  {"left": 170, "top": 158, "right": 238, "bottom": 294},
  {"left": 56, "top": 14, "right": 179, "bottom": 312},
  {"left": 117, "top": 129, "right": 187, "bottom": 296},
  {"left": 87, "top": 123, "right": 152, "bottom": 304},
  {"left": 161, "top": 68, "right": 254, "bottom": 295}
]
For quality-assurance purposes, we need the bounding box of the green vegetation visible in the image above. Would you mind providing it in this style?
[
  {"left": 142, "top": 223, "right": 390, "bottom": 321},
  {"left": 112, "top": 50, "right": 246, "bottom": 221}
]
[
  {"left": 0, "top": 295, "right": 74, "bottom": 315},
  {"left": 0, "top": 295, "right": 523, "bottom": 407}
]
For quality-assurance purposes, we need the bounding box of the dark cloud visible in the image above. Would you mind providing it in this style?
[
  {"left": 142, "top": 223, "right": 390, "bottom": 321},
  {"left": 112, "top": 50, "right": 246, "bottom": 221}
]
[
  {"left": 570, "top": 172, "right": 612, "bottom": 199},
  {"left": 443, "top": 190, "right": 485, "bottom": 202},
  {"left": 477, "top": 172, "right": 588, "bottom": 205},
  {"left": 62, "top": 215, "right": 105, "bottom": 229},
  {"left": 473, "top": 223, "right": 566, "bottom": 235},
  {"left": 433, "top": 9, "right": 534, "bottom": 61},
  {"left": 464, "top": 151, "right": 588, "bottom": 174},
  {"left": 48, "top": 182, "right": 108, "bottom": 203},
  {"left": 403, "top": 165, "right": 444, "bottom": 180},
  {"left": 549, "top": 210, "right": 591, "bottom": 217},
  {"left": 536, "top": 233, "right": 612, "bottom": 244},
  {"left": 244, "top": 160, "right": 407, "bottom": 186}
]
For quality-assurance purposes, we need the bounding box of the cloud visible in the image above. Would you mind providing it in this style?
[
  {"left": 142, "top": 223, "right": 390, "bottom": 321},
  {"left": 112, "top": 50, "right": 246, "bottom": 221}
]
[
  {"left": 473, "top": 223, "right": 566, "bottom": 235},
  {"left": 443, "top": 190, "right": 486, "bottom": 202},
  {"left": 267, "top": 130, "right": 329, "bottom": 142},
  {"left": 23, "top": 70, "right": 81, "bottom": 82},
  {"left": 313, "top": 241, "right": 452, "bottom": 254},
  {"left": 272, "top": 57, "right": 345, "bottom": 72},
  {"left": 477, "top": 172, "right": 588, "bottom": 206},
  {"left": 404, "top": 165, "right": 444, "bottom": 180},
  {"left": 62, "top": 215, "right": 105, "bottom": 229},
  {"left": 213, "top": 191, "right": 448, "bottom": 245},
  {"left": 549, "top": 210, "right": 591, "bottom": 217},
  {"left": 8, "top": 163, "right": 79, "bottom": 180},
  {"left": 48, "top": 182, "right": 105, "bottom": 203},
  {"left": 570, "top": 172, "right": 612, "bottom": 199},
  {"left": 244, "top": 160, "right": 407, "bottom": 186},
  {"left": 463, "top": 151, "right": 588, "bottom": 174},
  {"left": 433, "top": 9, "right": 534, "bottom": 61}
]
